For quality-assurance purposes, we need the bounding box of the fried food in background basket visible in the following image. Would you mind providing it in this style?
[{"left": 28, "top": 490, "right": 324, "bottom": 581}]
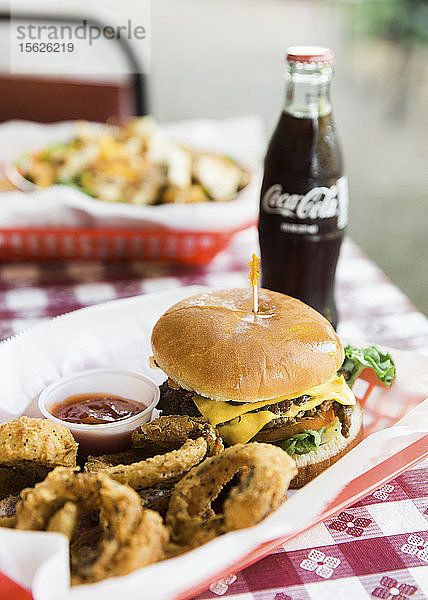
[
  {"left": 85, "top": 437, "right": 210, "bottom": 491},
  {"left": 16, "top": 117, "right": 251, "bottom": 205},
  {"left": 83, "top": 416, "right": 223, "bottom": 517}
]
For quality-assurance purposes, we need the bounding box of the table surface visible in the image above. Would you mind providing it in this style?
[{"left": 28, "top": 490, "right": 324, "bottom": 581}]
[{"left": 0, "top": 227, "right": 427, "bottom": 600}]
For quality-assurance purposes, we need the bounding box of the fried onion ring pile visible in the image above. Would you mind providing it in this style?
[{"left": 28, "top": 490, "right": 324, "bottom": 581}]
[
  {"left": 166, "top": 442, "right": 297, "bottom": 549},
  {"left": 84, "top": 416, "right": 223, "bottom": 493},
  {"left": 15, "top": 467, "right": 168, "bottom": 584},
  {"left": 3, "top": 414, "right": 297, "bottom": 585}
]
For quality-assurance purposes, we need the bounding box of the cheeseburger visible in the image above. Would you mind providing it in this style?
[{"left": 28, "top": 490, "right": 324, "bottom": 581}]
[{"left": 152, "top": 288, "right": 394, "bottom": 487}]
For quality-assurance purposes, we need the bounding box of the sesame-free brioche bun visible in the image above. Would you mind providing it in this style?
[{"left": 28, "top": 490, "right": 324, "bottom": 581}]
[
  {"left": 290, "top": 402, "right": 364, "bottom": 488},
  {"left": 151, "top": 288, "right": 344, "bottom": 403}
]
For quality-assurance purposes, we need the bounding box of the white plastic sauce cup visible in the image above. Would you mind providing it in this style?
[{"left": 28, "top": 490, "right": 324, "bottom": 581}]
[{"left": 38, "top": 368, "right": 160, "bottom": 455}]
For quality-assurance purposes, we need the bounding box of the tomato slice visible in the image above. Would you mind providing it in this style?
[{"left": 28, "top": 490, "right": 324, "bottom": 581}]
[
  {"left": 294, "top": 406, "right": 336, "bottom": 434},
  {"left": 254, "top": 406, "right": 336, "bottom": 443}
]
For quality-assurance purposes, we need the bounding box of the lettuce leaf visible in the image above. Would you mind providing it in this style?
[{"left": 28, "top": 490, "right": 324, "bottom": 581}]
[
  {"left": 40, "top": 141, "right": 73, "bottom": 160},
  {"left": 278, "top": 428, "right": 326, "bottom": 455},
  {"left": 60, "top": 180, "right": 96, "bottom": 198},
  {"left": 341, "top": 345, "right": 396, "bottom": 388}
]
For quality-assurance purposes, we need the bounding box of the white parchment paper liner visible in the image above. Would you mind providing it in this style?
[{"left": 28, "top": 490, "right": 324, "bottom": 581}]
[
  {"left": 0, "top": 117, "right": 264, "bottom": 231},
  {"left": 0, "top": 286, "right": 426, "bottom": 600}
]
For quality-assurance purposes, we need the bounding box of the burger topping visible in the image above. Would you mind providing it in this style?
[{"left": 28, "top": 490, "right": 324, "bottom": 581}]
[
  {"left": 340, "top": 345, "right": 396, "bottom": 388},
  {"left": 215, "top": 400, "right": 331, "bottom": 445},
  {"left": 333, "top": 402, "right": 353, "bottom": 437},
  {"left": 157, "top": 382, "right": 201, "bottom": 418},
  {"left": 228, "top": 395, "right": 310, "bottom": 412},
  {"left": 157, "top": 375, "right": 356, "bottom": 446},
  {"left": 254, "top": 404, "right": 336, "bottom": 442},
  {"left": 192, "top": 374, "right": 355, "bottom": 429},
  {"left": 260, "top": 398, "right": 335, "bottom": 430},
  {"left": 279, "top": 428, "right": 326, "bottom": 455},
  {"left": 216, "top": 401, "right": 346, "bottom": 447},
  {"left": 218, "top": 395, "right": 356, "bottom": 446},
  {"left": 217, "top": 411, "right": 278, "bottom": 446},
  {"left": 277, "top": 417, "right": 343, "bottom": 456}
]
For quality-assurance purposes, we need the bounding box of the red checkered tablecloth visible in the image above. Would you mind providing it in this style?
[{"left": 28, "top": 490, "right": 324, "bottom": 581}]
[
  {"left": 0, "top": 229, "right": 427, "bottom": 354},
  {"left": 0, "top": 227, "right": 427, "bottom": 600},
  {"left": 195, "top": 461, "right": 428, "bottom": 600}
]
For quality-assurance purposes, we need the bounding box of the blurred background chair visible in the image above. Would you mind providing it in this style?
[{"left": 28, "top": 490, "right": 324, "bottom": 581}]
[{"left": 0, "top": 9, "right": 147, "bottom": 122}]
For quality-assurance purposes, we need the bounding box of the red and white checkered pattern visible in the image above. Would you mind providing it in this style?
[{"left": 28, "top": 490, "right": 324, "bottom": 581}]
[
  {"left": 193, "top": 459, "right": 428, "bottom": 600},
  {"left": 0, "top": 229, "right": 427, "bottom": 600},
  {"left": 0, "top": 230, "right": 427, "bottom": 354}
]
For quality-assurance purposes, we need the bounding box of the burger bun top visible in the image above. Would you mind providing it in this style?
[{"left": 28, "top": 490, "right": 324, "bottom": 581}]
[{"left": 151, "top": 288, "right": 344, "bottom": 403}]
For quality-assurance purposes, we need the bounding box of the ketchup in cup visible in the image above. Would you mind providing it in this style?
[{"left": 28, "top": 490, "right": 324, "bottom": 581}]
[
  {"left": 39, "top": 369, "right": 160, "bottom": 456},
  {"left": 258, "top": 46, "right": 348, "bottom": 328},
  {"left": 51, "top": 393, "right": 144, "bottom": 425}
]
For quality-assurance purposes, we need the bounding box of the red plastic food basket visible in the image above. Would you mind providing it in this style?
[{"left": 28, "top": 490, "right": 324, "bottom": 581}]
[{"left": 0, "top": 223, "right": 253, "bottom": 264}]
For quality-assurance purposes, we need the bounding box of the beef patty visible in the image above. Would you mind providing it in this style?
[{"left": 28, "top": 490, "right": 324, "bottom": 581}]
[{"left": 157, "top": 380, "right": 352, "bottom": 440}]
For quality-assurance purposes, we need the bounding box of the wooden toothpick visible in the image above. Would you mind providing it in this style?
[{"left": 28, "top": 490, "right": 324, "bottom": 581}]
[{"left": 248, "top": 253, "right": 260, "bottom": 313}]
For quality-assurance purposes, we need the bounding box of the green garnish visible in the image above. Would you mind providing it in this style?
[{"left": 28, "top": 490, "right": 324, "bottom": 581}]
[
  {"left": 341, "top": 345, "right": 396, "bottom": 388},
  {"left": 60, "top": 180, "right": 96, "bottom": 198},
  {"left": 278, "top": 428, "right": 326, "bottom": 455},
  {"left": 40, "top": 141, "right": 73, "bottom": 160}
]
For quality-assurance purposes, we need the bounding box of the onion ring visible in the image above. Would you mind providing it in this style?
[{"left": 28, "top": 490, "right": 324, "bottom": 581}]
[
  {"left": 131, "top": 415, "right": 224, "bottom": 456},
  {"left": 0, "top": 417, "right": 78, "bottom": 502},
  {"left": 84, "top": 437, "right": 208, "bottom": 491},
  {"left": 47, "top": 501, "right": 79, "bottom": 539},
  {"left": 166, "top": 442, "right": 297, "bottom": 548},
  {"left": 15, "top": 467, "right": 168, "bottom": 583},
  {"left": 137, "top": 483, "right": 175, "bottom": 517},
  {"left": 0, "top": 416, "right": 78, "bottom": 468},
  {"left": 84, "top": 448, "right": 153, "bottom": 472},
  {"left": 0, "top": 493, "right": 18, "bottom": 528}
]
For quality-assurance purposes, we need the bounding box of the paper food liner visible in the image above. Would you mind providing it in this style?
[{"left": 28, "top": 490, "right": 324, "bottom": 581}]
[
  {"left": 0, "top": 116, "right": 264, "bottom": 231},
  {"left": 0, "top": 286, "right": 426, "bottom": 600}
]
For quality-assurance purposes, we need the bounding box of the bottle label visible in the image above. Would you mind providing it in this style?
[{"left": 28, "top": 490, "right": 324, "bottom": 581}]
[{"left": 261, "top": 176, "right": 348, "bottom": 233}]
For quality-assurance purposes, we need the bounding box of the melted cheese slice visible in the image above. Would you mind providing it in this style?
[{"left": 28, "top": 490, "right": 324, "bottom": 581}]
[
  {"left": 216, "top": 396, "right": 336, "bottom": 445},
  {"left": 218, "top": 411, "right": 277, "bottom": 446},
  {"left": 193, "top": 375, "right": 355, "bottom": 428}
]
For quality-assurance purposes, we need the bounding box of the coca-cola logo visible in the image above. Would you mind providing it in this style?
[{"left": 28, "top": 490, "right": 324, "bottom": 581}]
[{"left": 262, "top": 178, "right": 348, "bottom": 229}]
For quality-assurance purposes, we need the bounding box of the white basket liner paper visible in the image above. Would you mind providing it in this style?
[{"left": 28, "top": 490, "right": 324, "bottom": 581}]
[
  {"left": 0, "top": 117, "right": 264, "bottom": 230},
  {"left": 0, "top": 286, "right": 426, "bottom": 600}
]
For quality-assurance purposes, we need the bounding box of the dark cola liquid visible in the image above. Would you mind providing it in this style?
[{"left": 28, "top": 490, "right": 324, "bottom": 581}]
[{"left": 258, "top": 111, "right": 346, "bottom": 328}]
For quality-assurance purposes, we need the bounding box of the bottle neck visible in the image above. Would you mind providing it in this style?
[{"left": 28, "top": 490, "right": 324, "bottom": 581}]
[{"left": 284, "top": 61, "right": 333, "bottom": 118}]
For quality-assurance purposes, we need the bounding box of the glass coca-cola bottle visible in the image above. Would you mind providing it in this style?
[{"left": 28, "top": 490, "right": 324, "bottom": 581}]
[{"left": 258, "top": 46, "right": 348, "bottom": 328}]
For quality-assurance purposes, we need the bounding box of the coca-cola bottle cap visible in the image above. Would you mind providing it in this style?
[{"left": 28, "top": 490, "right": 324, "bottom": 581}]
[{"left": 286, "top": 46, "right": 334, "bottom": 64}]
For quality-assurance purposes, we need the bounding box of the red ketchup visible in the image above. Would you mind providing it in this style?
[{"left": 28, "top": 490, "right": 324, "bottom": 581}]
[{"left": 51, "top": 393, "right": 143, "bottom": 425}]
